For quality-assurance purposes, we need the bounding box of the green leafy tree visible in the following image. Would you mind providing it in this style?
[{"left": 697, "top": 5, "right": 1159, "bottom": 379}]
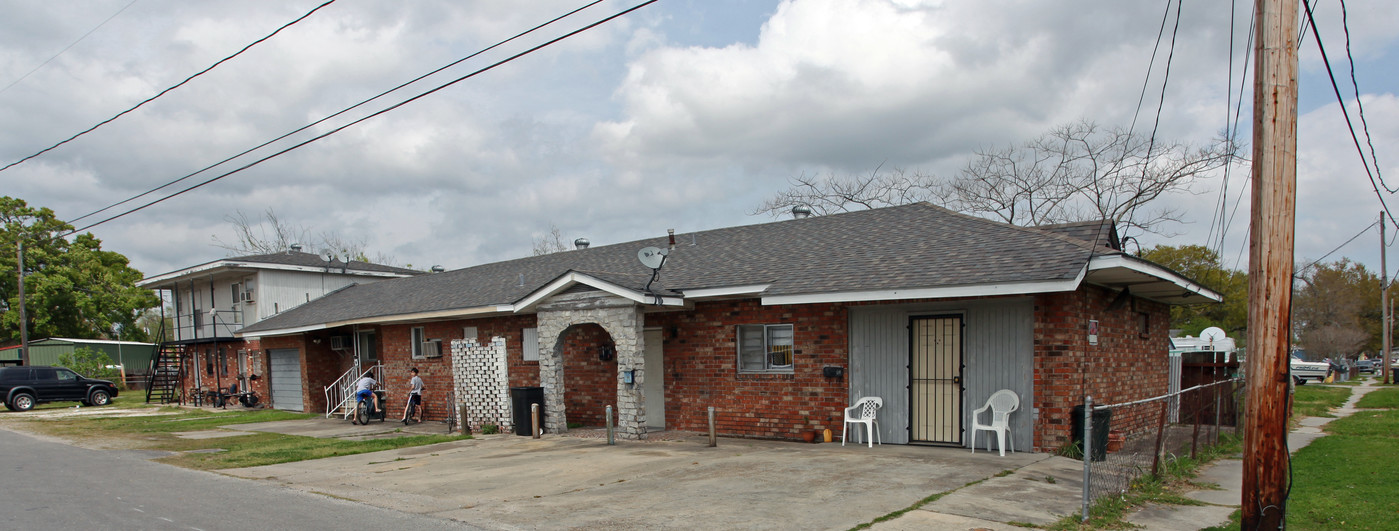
[
  {"left": 0, "top": 196, "right": 158, "bottom": 343},
  {"left": 57, "top": 346, "right": 120, "bottom": 382},
  {"left": 1138, "top": 244, "right": 1248, "bottom": 338},
  {"left": 1293, "top": 259, "right": 1382, "bottom": 360}
]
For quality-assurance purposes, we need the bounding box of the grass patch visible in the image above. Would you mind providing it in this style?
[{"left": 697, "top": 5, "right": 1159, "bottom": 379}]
[
  {"left": 1292, "top": 385, "right": 1351, "bottom": 418},
  {"left": 1286, "top": 433, "right": 1399, "bottom": 529},
  {"left": 5, "top": 406, "right": 470, "bottom": 470},
  {"left": 1355, "top": 387, "right": 1399, "bottom": 409},
  {"left": 1322, "top": 407, "right": 1399, "bottom": 439}
]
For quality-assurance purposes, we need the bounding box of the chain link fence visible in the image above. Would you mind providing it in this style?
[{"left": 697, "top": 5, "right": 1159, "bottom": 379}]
[{"left": 1079, "top": 377, "right": 1244, "bottom": 521}]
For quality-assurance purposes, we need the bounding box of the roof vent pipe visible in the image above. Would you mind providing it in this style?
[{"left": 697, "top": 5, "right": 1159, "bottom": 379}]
[
  {"left": 430, "top": 265, "right": 445, "bottom": 273},
  {"left": 290, "top": 243, "right": 303, "bottom": 252},
  {"left": 574, "top": 238, "right": 590, "bottom": 250},
  {"left": 791, "top": 205, "right": 812, "bottom": 219}
]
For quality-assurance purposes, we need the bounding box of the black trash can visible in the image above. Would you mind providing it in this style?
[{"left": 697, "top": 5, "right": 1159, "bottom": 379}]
[
  {"left": 510, "top": 386, "right": 545, "bottom": 436},
  {"left": 1070, "top": 405, "right": 1112, "bottom": 462}
]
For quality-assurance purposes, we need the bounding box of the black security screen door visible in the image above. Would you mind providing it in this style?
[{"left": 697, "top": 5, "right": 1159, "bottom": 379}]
[{"left": 910, "top": 315, "right": 963, "bottom": 444}]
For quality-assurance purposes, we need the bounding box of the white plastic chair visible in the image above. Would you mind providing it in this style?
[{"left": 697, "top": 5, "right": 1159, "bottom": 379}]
[
  {"left": 970, "top": 389, "right": 1019, "bottom": 456},
  {"left": 842, "top": 396, "right": 882, "bottom": 447}
]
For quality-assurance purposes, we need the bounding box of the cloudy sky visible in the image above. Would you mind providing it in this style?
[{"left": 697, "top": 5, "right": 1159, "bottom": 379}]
[{"left": 1, "top": 0, "right": 1396, "bottom": 280}]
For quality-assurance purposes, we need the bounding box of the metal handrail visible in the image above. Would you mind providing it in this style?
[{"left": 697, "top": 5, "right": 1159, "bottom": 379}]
[{"left": 324, "top": 361, "right": 382, "bottom": 419}]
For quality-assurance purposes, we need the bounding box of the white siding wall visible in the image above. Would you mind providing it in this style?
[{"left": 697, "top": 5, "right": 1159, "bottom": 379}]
[
  {"left": 255, "top": 270, "right": 360, "bottom": 320},
  {"left": 849, "top": 298, "right": 1034, "bottom": 447},
  {"left": 173, "top": 277, "right": 244, "bottom": 340}
]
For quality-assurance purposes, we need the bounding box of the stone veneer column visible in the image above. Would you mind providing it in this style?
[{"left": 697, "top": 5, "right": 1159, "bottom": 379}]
[
  {"left": 535, "top": 292, "right": 647, "bottom": 439},
  {"left": 450, "top": 337, "right": 510, "bottom": 432}
]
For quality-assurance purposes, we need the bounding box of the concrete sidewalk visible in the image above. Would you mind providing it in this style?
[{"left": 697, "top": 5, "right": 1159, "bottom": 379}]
[
  {"left": 1123, "top": 378, "right": 1382, "bottom": 530},
  {"left": 216, "top": 426, "right": 1088, "bottom": 530}
]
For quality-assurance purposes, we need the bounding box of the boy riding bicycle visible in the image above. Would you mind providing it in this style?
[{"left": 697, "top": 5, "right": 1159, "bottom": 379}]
[
  {"left": 354, "top": 372, "right": 379, "bottom": 414},
  {"left": 402, "top": 367, "right": 424, "bottom": 423}
]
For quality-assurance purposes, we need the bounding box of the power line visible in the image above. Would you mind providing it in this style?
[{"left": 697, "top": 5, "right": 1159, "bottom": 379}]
[
  {"left": 1295, "top": 220, "right": 1378, "bottom": 276},
  {"left": 0, "top": 0, "right": 139, "bottom": 95},
  {"left": 69, "top": 0, "right": 607, "bottom": 226},
  {"left": 0, "top": 0, "right": 339, "bottom": 174},
  {"left": 1203, "top": 0, "right": 1236, "bottom": 257},
  {"left": 1119, "top": 0, "right": 1183, "bottom": 244},
  {"left": 64, "top": 0, "right": 660, "bottom": 236},
  {"left": 1340, "top": 0, "right": 1388, "bottom": 195},
  {"left": 1219, "top": 14, "right": 1255, "bottom": 261},
  {"left": 1300, "top": 0, "right": 1396, "bottom": 227}
]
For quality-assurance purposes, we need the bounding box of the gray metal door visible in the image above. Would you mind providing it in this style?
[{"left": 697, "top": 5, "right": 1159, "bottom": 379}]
[
  {"left": 267, "top": 349, "right": 303, "bottom": 411},
  {"left": 910, "top": 315, "right": 963, "bottom": 444},
  {"left": 643, "top": 329, "right": 665, "bottom": 430}
]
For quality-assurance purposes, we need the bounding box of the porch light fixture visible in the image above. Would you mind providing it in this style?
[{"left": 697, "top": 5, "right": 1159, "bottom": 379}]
[{"left": 598, "top": 345, "right": 615, "bottom": 362}]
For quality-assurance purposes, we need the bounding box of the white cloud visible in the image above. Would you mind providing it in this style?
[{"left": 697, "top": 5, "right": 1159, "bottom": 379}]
[{"left": 0, "top": 0, "right": 1396, "bottom": 282}]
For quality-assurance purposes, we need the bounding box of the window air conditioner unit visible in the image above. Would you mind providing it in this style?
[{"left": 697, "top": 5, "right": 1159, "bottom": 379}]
[
  {"left": 329, "top": 336, "right": 349, "bottom": 351},
  {"left": 421, "top": 339, "right": 442, "bottom": 358},
  {"left": 242, "top": 289, "right": 255, "bottom": 303}
]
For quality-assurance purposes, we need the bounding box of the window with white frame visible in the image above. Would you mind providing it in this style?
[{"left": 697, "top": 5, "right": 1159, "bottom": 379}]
[
  {"left": 737, "top": 324, "right": 794, "bottom": 373},
  {"left": 411, "top": 326, "right": 426, "bottom": 359},
  {"left": 522, "top": 328, "right": 539, "bottom": 362}
]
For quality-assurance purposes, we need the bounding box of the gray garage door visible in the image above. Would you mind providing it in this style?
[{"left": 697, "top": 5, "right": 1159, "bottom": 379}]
[{"left": 267, "top": 349, "right": 303, "bottom": 412}]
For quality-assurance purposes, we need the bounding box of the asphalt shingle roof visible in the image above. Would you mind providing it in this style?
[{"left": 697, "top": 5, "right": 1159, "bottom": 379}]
[
  {"left": 222, "top": 251, "right": 422, "bottom": 275},
  {"left": 239, "top": 203, "right": 1101, "bottom": 334}
]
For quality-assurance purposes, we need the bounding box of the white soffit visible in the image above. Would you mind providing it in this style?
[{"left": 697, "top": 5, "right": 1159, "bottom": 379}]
[
  {"left": 1086, "top": 254, "right": 1222, "bottom": 304},
  {"left": 761, "top": 269, "right": 1087, "bottom": 306}
]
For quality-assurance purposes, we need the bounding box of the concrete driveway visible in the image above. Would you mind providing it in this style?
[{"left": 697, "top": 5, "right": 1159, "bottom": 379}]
[{"left": 218, "top": 420, "right": 1085, "bottom": 530}]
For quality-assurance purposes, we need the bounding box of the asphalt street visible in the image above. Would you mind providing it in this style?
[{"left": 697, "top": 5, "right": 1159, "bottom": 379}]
[{"left": 0, "top": 427, "right": 478, "bottom": 530}]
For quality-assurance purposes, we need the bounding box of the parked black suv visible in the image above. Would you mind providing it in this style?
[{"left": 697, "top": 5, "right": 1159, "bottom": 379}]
[{"left": 0, "top": 366, "right": 118, "bottom": 411}]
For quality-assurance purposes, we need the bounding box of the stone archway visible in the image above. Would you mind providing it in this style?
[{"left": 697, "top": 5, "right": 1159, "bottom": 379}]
[{"left": 535, "top": 291, "right": 647, "bottom": 439}]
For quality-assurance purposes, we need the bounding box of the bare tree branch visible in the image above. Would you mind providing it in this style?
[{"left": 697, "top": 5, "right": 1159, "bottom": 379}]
[
  {"left": 532, "top": 223, "right": 569, "bottom": 256},
  {"left": 211, "top": 208, "right": 400, "bottom": 266}
]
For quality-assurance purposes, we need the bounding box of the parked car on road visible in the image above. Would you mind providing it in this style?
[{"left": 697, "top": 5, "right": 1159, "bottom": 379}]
[
  {"left": 1357, "top": 360, "right": 1376, "bottom": 374},
  {"left": 0, "top": 366, "right": 118, "bottom": 411}
]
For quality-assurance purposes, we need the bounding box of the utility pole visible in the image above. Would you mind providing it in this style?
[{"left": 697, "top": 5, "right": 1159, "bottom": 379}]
[
  {"left": 17, "top": 241, "right": 28, "bottom": 366},
  {"left": 1242, "top": 0, "right": 1297, "bottom": 527},
  {"left": 1385, "top": 212, "right": 1392, "bottom": 385}
]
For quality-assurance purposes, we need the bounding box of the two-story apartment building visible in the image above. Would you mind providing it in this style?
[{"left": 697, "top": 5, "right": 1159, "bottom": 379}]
[{"left": 137, "top": 248, "right": 420, "bottom": 407}]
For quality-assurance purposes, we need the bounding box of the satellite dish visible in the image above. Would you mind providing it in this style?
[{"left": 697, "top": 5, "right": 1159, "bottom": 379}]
[
  {"left": 637, "top": 247, "right": 667, "bottom": 269},
  {"left": 1200, "top": 327, "right": 1227, "bottom": 342}
]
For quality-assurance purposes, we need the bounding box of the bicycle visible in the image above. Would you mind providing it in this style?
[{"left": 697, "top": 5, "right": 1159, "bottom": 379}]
[
  {"left": 402, "top": 391, "right": 423, "bottom": 425},
  {"left": 352, "top": 389, "right": 387, "bottom": 425},
  {"left": 444, "top": 386, "right": 458, "bottom": 434}
]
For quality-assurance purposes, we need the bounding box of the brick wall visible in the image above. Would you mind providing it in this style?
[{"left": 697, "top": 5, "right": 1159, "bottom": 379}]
[
  {"left": 644, "top": 299, "right": 849, "bottom": 441},
  {"left": 471, "top": 315, "right": 539, "bottom": 388},
  {"left": 1032, "top": 286, "right": 1171, "bottom": 452},
  {"left": 559, "top": 323, "right": 615, "bottom": 427},
  {"left": 367, "top": 314, "right": 538, "bottom": 422}
]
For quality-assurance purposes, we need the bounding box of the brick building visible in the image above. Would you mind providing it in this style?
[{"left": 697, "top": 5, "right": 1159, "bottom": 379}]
[
  {"left": 137, "top": 250, "right": 421, "bottom": 408},
  {"left": 231, "top": 203, "right": 1219, "bottom": 453}
]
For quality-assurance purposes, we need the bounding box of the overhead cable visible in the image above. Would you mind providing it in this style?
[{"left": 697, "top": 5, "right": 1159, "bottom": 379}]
[
  {"left": 0, "top": 0, "right": 140, "bottom": 95},
  {"left": 1300, "top": 0, "right": 1396, "bottom": 227},
  {"left": 69, "top": 0, "right": 605, "bottom": 225},
  {"left": 0, "top": 0, "right": 339, "bottom": 174},
  {"left": 64, "top": 0, "right": 659, "bottom": 236}
]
